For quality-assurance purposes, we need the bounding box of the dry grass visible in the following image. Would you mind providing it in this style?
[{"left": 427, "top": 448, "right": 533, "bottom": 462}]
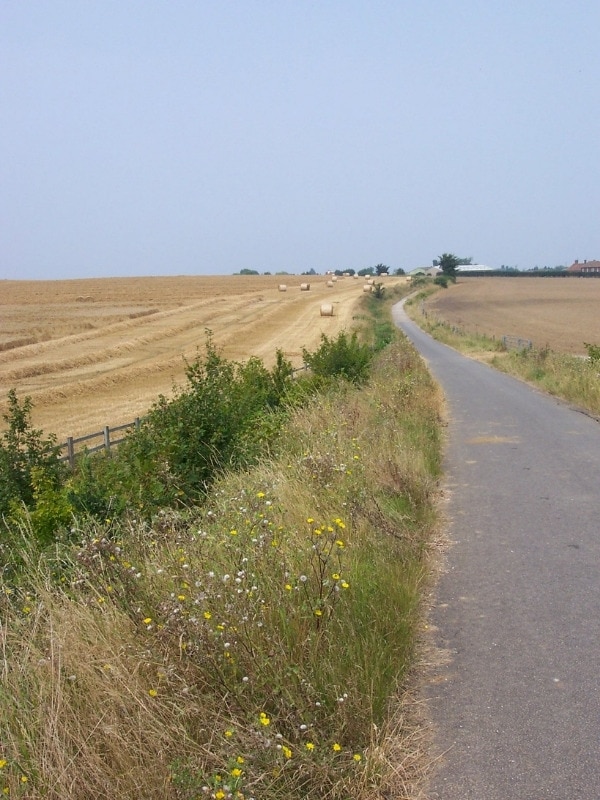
[
  {"left": 425, "top": 277, "right": 600, "bottom": 356},
  {"left": 0, "top": 275, "right": 409, "bottom": 440}
]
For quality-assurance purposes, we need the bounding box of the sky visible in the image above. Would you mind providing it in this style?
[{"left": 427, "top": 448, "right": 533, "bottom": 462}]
[{"left": 2, "top": 0, "right": 600, "bottom": 280}]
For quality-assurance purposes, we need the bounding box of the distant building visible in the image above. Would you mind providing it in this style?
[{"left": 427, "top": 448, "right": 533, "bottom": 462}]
[
  {"left": 408, "top": 266, "right": 441, "bottom": 277},
  {"left": 455, "top": 264, "right": 495, "bottom": 272},
  {"left": 567, "top": 259, "right": 600, "bottom": 274}
]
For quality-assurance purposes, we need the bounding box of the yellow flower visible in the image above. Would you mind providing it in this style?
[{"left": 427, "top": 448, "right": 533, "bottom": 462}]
[
  {"left": 332, "top": 573, "right": 340, "bottom": 580},
  {"left": 335, "top": 539, "right": 345, "bottom": 548},
  {"left": 306, "top": 517, "right": 314, "bottom": 524},
  {"left": 341, "top": 581, "right": 350, "bottom": 589},
  {"left": 230, "top": 529, "right": 238, "bottom": 536},
  {"left": 148, "top": 688, "right": 158, "bottom": 697},
  {"left": 236, "top": 756, "right": 245, "bottom": 764},
  {"left": 259, "top": 712, "right": 270, "bottom": 726},
  {"left": 203, "top": 611, "right": 212, "bottom": 619},
  {"left": 305, "top": 742, "right": 315, "bottom": 751},
  {"left": 224, "top": 729, "right": 234, "bottom": 739},
  {"left": 215, "top": 791, "right": 225, "bottom": 800},
  {"left": 231, "top": 768, "right": 243, "bottom": 777},
  {"left": 284, "top": 584, "right": 292, "bottom": 591},
  {"left": 257, "top": 491, "right": 265, "bottom": 498},
  {"left": 332, "top": 743, "right": 342, "bottom": 752},
  {"left": 353, "top": 753, "right": 362, "bottom": 762},
  {"left": 177, "top": 594, "right": 186, "bottom": 601},
  {"left": 143, "top": 617, "right": 152, "bottom": 624},
  {"left": 314, "top": 609, "right": 323, "bottom": 617},
  {"left": 0, "top": 760, "right": 6, "bottom": 769},
  {"left": 20, "top": 776, "right": 28, "bottom": 783},
  {"left": 281, "top": 746, "right": 292, "bottom": 759}
]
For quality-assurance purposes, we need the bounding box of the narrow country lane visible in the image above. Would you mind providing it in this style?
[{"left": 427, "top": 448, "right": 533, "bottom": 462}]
[{"left": 392, "top": 300, "right": 600, "bottom": 799}]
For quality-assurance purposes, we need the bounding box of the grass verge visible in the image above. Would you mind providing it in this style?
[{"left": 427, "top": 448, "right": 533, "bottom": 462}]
[{"left": 0, "top": 291, "right": 443, "bottom": 799}]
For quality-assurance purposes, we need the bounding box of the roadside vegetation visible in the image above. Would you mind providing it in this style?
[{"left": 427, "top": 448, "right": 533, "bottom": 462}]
[
  {"left": 0, "top": 283, "right": 443, "bottom": 799},
  {"left": 405, "top": 282, "right": 600, "bottom": 417}
]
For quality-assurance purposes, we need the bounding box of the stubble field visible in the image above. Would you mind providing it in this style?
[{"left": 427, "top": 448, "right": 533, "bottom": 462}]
[
  {"left": 0, "top": 274, "right": 398, "bottom": 441},
  {"left": 425, "top": 277, "right": 600, "bottom": 355}
]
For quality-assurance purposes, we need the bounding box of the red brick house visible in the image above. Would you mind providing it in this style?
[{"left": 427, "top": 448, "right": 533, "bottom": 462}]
[{"left": 567, "top": 259, "right": 600, "bottom": 273}]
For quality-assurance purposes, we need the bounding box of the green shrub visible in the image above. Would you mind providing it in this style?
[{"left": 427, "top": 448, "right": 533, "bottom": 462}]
[
  {"left": 302, "top": 331, "right": 373, "bottom": 385},
  {"left": 72, "top": 335, "right": 297, "bottom": 518},
  {"left": 0, "top": 389, "right": 66, "bottom": 521}
]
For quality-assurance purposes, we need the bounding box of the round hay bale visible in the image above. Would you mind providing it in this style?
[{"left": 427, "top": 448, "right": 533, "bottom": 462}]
[
  {"left": 331, "top": 275, "right": 338, "bottom": 282},
  {"left": 320, "top": 303, "right": 334, "bottom": 316},
  {"left": 353, "top": 274, "right": 359, "bottom": 279},
  {"left": 363, "top": 284, "right": 373, "bottom": 293},
  {"left": 300, "top": 283, "right": 311, "bottom": 291},
  {"left": 278, "top": 284, "right": 287, "bottom": 292},
  {"left": 326, "top": 280, "right": 334, "bottom": 287}
]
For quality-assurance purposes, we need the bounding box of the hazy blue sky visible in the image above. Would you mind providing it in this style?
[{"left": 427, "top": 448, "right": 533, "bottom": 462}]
[{"left": 2, "top": 1, "right": 599, "bottom": 279}]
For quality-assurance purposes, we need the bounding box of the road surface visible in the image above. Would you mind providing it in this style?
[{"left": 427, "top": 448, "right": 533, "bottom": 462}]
[{"left": 392, "top": 300, "right": 600, "bottom": 799}]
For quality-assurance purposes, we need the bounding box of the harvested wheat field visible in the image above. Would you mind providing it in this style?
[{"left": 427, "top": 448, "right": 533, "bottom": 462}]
[
  {"left": 425, "top": 277, "right": 600, "bottom": 355},
  {"left": 0, "top": 274, "right": 404, "bottom": 441}
]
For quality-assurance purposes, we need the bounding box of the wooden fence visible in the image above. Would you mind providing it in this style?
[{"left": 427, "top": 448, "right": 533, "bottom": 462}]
[
  {"left": 501, "top": 335, "right": 533, "bottom": 351},
  {"left": 60, "top": 418, "right": 143, "bottom": 468}
]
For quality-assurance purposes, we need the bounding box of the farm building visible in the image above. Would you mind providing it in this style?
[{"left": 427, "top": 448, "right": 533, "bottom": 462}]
[
  {"left": 408, "top": 267, "right": 441, "bottom": 277},
  {"left": 567, "top": 259, "right": 600, "bottom": 274},
  {"left": 455, "top": 264, "right": 495, "bottom": 273}
]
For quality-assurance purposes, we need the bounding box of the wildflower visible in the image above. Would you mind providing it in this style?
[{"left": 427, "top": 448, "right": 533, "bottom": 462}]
[
  {"left": 259, "top": 712, "right": 270, "bottom": 726},
  {"left": 306, "top": 517, "right": 314, "bottom": 524},
  {"left": 305, "top": 742, "right": 315, "bottom": 751},
  {"left": 143, "top": 617, "right": 152, "bottom": 625},
  {"left": 257, "top": 491, "right": 265, "bottom": 498},
  {"left": 224, "top": 729, "right": 234, "bottom": 739},
  {"left": 284, "top": 584, "right": 292, "bottom": 591},
  {"left": 281, "top": 746, "right": 292, "bottom": 759},
  {"left": 20, "top": 776, "right": 28, "bottom": 783},
  {"left": 236, "top": 756, "right": 245, "bottom": 764},
  {"left": 230, "top": 529, "right": 238, "bottom": 536},
  {"left": 0, "top": 760, "right": 6, "bottom": 769},
  {"left": 341, "top": 581, "right": 350, "bottom": 589},
  {"left": 177, "top": 594, "right": 186, "bottom": 601},
  {"left": 204, "top": 611, "right": 212, "bottom": 619},
  {"left": 332, "top": 743, "right": 342, "bottom": 752},
  {"left": 332, "top": 573, "right": 340, "bottom": 581},
  {"left": 353, "top": 753, "right": 362, "bottom": 762},
  {"left": 215, "top": 791, "right": 225, "bottom": 800},
  {"left": 148, "top": 688, "right": 158, "bottom": 697},
  {"left": 335, "top": 539, "right": 345, "bottom": 548},
  {"left": 314, "top": 609, "right": 323, "bottom": 617},
  {"left": 231, "top": 768, "right": 243, "bottom": 777}
]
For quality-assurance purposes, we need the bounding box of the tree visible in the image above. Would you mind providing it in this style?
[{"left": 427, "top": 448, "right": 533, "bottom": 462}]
[
  {"left": 437, "top": 253, "right": 461, "bottom": 277},
  {"left": 374, "top": 263, "right": 390, "bottom": 275}
]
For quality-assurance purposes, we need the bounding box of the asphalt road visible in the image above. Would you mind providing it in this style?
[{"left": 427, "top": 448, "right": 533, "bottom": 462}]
[{"left": 392, "top": 300, "right": 600, "bottom": 800}]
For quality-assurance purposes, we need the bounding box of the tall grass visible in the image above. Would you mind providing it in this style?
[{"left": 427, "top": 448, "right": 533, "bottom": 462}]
[{"left": 0, "top": 305, "right": 442, "bottom": 798}]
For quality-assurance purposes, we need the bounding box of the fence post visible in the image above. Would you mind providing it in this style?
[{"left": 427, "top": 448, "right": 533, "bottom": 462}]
[
  {"left": 104, "top": 426, "right": 111, "bottom": 453},
  {"left": 66, "top": 437, "right": 75, "bottom": 469}
]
